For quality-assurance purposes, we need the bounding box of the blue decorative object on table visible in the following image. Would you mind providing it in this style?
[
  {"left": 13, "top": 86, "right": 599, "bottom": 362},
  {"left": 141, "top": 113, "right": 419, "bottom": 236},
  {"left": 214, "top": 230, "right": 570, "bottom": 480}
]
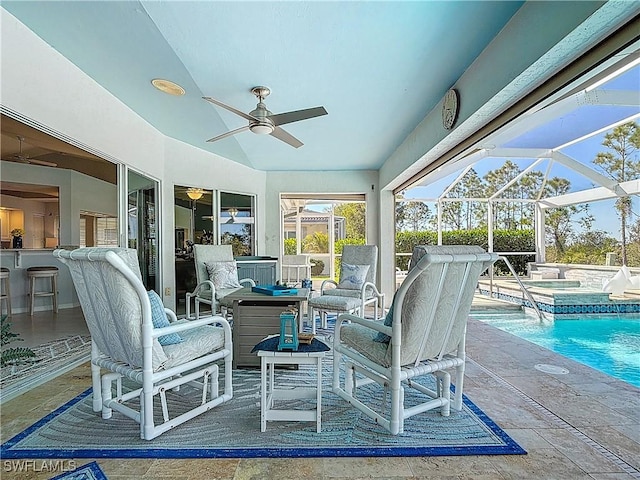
[
  {"left": 252, "top": 285, "right": 298, "bottom": 296},
  {"left": 278, "top": 310, "right": 299, "bottom": 350}
]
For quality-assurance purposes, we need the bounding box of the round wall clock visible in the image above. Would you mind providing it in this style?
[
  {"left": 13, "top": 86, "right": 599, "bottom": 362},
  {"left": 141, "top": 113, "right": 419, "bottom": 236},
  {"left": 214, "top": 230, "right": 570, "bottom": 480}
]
[{"left": 442, "top": 88, "right": 459, "bottom": 130}]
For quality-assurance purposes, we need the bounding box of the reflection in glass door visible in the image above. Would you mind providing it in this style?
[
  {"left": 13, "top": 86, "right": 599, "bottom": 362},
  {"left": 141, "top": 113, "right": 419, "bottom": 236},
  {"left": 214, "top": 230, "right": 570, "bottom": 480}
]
[{"left": 127, "top": 170, "right": 160, "bottom": 292}]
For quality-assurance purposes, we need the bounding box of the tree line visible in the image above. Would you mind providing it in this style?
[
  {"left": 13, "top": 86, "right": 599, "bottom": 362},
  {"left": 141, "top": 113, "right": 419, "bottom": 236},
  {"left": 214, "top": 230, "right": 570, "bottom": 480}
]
[{"left": 396, "top": 122, "right": 640, "bottom": 266}]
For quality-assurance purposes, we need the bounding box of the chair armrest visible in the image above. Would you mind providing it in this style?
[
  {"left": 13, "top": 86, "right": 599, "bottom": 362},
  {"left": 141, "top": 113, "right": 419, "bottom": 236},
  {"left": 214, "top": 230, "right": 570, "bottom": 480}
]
[
  {"left": 164, "top": 308, "right": 178, "bottom": 323},
  {"left": 336, "top": 313, "right": 391, "bottom": 336},
  {"left": 152, "top": 314, "right": 231, "bottom": 339},
  {"left": 188, "top": 280, "right": 216, "bottom": 297},
  {"left": 239, "top": 278, "right": 256, "bottom": 287},
  {"left": 320, "top": 279, "right": 338, "bottom": 292},
  {"left": 361, "top": 281, "right": 382, "bottom": 297},
  {"left": 361, "top": 282, "right": 385, "bottom": 309}
]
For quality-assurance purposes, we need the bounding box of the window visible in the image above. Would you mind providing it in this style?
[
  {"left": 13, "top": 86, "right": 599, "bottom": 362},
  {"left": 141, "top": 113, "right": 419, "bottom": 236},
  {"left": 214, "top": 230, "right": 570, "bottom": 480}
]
[{"left": 219, "top": 192, "right": 255, "bottom": 256}]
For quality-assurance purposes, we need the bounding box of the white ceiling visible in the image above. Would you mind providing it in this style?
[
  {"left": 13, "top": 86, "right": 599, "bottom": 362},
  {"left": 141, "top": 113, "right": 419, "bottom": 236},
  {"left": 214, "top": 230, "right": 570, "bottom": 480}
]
[{"left": 1, "top": 1, "right": 525, "bottom": 172}]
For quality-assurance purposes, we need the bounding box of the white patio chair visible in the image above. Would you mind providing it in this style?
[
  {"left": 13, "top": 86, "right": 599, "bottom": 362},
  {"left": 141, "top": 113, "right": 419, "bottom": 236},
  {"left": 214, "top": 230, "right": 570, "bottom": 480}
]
[
  {"left": 307, "top": 245, "right": 384, "bottom": 333},
  {"left": 186, "top": 244, "right": 255, "bottom": 320},
  {"left": 332, "top": 245, "right": 498, "bottom": 435},
  {"left": 281, "top": 254, "right": 313, "bottom": 285},
  {"left": 55, "top": 247, "right": 233, "bottom": 440}
]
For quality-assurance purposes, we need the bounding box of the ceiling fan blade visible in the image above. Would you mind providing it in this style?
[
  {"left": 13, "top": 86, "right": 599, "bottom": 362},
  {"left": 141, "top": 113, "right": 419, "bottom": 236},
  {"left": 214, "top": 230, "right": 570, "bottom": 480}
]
[
  {"left": 270, "top": 126, "right": 303, "bottom": 148},
  {"left": 206, "top": 125, "right": 250, "bottom": 143},
  {"left": 268, "top": 106, "right": 327, "bottom": 126},
  {"left": 28, "top": 158, "right": 57, "bottom": 167},
  {"left": 203, "top": 97, "right": 257, "bottom": 122}
]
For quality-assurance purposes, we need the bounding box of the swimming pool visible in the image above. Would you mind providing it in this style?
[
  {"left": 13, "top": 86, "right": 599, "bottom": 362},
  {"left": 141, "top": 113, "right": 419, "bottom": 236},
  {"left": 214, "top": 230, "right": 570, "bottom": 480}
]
[{"left": 474, "top": 311, "right": 640, "bottom": 388}]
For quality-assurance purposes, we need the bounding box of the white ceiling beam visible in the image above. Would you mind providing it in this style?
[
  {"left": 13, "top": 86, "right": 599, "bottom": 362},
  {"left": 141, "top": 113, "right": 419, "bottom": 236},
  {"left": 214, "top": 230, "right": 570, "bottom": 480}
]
[
  {"left": 439, "top": 165, "right": 474, "bottom": 199},
  {"left": 488, "top": 147, "right": 552, "bottom": 158},
  {"left": 536, "top": 160, "right": 555, "bottom": 201},
  {"left": 489, "top": 158, "right": 546, "bottom": 200},
  {"left": 538, "top": 179, "right": 639, "bottom": 208},
  {"left": 582, "top": 89, "right": 640, "bottom": 107},
  {"left": 550, "top": 151, "right": 623, "bottom": 194}
]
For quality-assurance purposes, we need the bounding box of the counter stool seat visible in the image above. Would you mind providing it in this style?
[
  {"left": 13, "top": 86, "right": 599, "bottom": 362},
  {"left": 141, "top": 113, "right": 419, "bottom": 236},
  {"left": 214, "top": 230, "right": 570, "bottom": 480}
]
[
  {"left": 27, "top": 266, "right": 59, "bottom": 315},
  {"left": 0, "top": 267, "right": 11, "bottom": 317}
]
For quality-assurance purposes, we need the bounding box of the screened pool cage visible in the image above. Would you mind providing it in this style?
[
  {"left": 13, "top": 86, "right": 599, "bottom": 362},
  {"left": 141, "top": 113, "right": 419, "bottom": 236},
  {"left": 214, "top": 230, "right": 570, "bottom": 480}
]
[{"left": 398, "top": 62, "right": 639, "bottom": 272}]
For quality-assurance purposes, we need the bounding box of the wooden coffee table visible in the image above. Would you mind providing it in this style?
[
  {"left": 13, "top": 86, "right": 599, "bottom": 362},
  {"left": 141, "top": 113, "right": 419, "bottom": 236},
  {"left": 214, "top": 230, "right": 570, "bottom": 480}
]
[{"left": 224, "top": 288, "right": 310, "bottom": 368}]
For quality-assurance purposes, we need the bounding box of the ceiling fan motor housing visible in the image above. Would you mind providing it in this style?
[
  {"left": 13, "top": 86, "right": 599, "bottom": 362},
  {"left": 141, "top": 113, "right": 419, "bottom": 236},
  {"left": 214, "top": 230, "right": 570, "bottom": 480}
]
[{"left": 249, "top": 102, "right": 275, "bottom": 134}]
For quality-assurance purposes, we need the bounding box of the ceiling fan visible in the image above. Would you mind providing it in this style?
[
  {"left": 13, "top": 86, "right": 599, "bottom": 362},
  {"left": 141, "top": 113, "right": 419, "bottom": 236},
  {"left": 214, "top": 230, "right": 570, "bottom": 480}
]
[
  {"left": 203, "top": 86, "right": 327, "bottom": 148},
  {"left": 2, "top": 136, "right": 57, "bottom": 167}
]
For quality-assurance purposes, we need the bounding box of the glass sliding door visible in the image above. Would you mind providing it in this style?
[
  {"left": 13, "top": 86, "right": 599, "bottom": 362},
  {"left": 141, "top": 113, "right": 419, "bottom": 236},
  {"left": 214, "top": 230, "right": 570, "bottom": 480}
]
[
  {"left": 174, "top": 186, "right": 213, "bottom": 315},
  {"left": 127, "top": 169, "right": 160, "bottom": 292}
]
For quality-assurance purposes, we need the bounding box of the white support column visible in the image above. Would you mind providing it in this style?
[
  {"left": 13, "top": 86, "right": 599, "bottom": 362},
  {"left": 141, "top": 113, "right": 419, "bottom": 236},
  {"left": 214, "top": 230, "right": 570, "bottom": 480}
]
[
  {"left": 487, "top": 202, "right": 494, "bottom": 253},
  {"left": 295, "top": 214, "right": 302, "bottom": 255},
  {"left": 329, "top": 208, "right": 336, "bottom": 280},
  {"left": 535, "top": 203, "right": 546, "bottom": 263},
  {"left": 437, "top": 200, "right": 443, "bottom": 245}
]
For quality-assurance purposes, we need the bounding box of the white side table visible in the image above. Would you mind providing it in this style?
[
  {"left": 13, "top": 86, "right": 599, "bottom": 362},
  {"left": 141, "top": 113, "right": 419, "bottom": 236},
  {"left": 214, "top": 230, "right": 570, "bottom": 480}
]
[{"left": 258, "top": 348, "right": 326, "bottom": 433}]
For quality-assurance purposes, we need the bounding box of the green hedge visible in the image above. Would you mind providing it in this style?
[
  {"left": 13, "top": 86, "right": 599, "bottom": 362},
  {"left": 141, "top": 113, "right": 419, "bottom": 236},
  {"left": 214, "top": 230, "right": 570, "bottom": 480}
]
[
  {"left": 283, "top": 238, "right": 297, "bottom": 255},
  {"left": 395, "top": 229, "right": 535, "bottom": 275}
]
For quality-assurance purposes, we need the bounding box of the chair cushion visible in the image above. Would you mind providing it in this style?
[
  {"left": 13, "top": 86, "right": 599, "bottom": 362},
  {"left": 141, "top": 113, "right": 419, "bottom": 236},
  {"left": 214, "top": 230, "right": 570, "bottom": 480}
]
[
  {"left": 337, "top": 263, "right": 370, "bottom": 290},
  {"left": 340, "top": 323, "right": 390, "bottom": 367},
  {"left": 309, "top": 294, "right": 360, "bottom": 312},
  {"left": 161, "top": 320, "right": 226, "bottom": 370},
  {"left": 374, "top": 292, "right": 396, "bottom": 343},
  {"left": 205, "top": 261, "right": 242, "bottom": 289},
  {"left": 147, "top": 290, "right": 183, "bottom": 346},
  {"left": 322, "top": 288, "right": 362, "bottom": 299}
]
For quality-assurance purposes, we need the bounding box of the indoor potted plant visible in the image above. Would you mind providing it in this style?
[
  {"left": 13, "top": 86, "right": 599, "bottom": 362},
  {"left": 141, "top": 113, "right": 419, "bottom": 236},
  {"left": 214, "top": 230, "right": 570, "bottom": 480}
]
[{"left": 10, "top": 228, "right": 24, "bottom": 249}]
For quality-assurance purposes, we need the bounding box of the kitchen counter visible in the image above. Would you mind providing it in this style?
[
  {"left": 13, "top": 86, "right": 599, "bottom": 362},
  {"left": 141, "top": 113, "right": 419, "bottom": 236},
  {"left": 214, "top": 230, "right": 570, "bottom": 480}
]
[{"left": 0, "top": 249, "right": 77, "bottom": 314}]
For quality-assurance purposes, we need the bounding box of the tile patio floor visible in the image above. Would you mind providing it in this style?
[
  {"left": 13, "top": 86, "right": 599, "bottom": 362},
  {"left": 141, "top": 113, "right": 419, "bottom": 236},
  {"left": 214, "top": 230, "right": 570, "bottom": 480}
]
[{"left": 0, "top": 301, "right": 638, "bottom": 479}]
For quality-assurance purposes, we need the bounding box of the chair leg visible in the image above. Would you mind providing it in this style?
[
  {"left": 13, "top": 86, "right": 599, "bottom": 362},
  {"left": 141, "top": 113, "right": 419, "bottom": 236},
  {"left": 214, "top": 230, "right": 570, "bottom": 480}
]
[
  {"left": 101, "top": 372, "right": 121, "bottom": 419},
  {"left": 52, "top": 274, "right": 58, "bottom": 313},
  {"left": 5, "top": 275, "right": 11, "bottom": 318},
  {"left": 452, "top": 363, "right": 465, "bottom": 411},
  {"left": 210, "top": 364, "right": 219, "bottom": 400},
  {"left": 390, "top": 374, "right": 402, "bottom": 435},
  {"left": 186, "top": 293, "right": 193, "bottom": 320},
  {"left": 29, "top": 276, "right": 36, "bottom": 316},
  {"left": 310, "top": 306, "right": 316, "bottom": 334},
  {"left": 435, "top": 371, "right": 451, "bottom": 417}
]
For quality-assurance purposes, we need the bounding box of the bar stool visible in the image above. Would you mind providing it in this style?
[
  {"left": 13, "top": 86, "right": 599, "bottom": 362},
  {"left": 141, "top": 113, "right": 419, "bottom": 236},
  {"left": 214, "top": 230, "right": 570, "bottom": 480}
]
[
  {"left": 27, "top": 266, "right": 59, "bottom": 315},
  {"left": 0, "top": 267, "right": 11, "bottom": 317}
]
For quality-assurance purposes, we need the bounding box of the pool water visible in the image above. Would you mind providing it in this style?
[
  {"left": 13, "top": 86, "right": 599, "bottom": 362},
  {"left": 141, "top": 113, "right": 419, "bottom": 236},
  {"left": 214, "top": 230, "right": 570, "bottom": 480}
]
[{"left": 474, "top": 311, "right": 640, "bottom": 388}]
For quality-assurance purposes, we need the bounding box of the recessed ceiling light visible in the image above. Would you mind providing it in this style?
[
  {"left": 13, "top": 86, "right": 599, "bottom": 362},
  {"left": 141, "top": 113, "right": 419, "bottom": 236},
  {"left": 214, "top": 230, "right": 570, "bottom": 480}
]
[{"left": 151, "top": 79, "right": 185, "bottom": 96}]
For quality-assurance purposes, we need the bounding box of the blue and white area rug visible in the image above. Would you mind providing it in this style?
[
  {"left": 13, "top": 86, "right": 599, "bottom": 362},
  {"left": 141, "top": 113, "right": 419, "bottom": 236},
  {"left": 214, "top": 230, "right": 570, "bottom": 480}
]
[
  {"left": 1, "top": 359, "right": 524, "bottom": 458},
  {"left": 49, "top": 461, "right": 108, "bottom": 480}
]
